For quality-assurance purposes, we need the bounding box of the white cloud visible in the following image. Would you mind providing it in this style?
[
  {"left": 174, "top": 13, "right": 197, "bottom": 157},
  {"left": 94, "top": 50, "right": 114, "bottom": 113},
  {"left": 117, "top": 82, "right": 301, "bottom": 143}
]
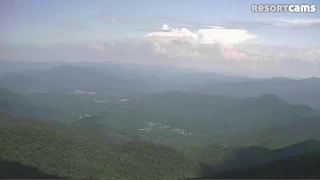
[
  {"left": 145, "top": 25, "right": 198, "bottom": 40},
  {"left": 1, "top": 28, "right": 320, "bottom": 78},
  {"left": 146, "top": 24, "right": 256, "bottom": 45},
  {"left": 198, "top": 27, "right": 256, "bottom": 44},
  {"left": 161, "top": 24, "right": 170, "bottom": 31},
  {"left": 204, "top": 25, "right": 224, "bottom": 29},
  {"left": 145, "top": 24, "right": 257, "bottom": 60},
  {"left": 153, "top": 41, "right": 167, "bottom": 55},
  {"left": 220, "top": 44, "right": 247, "bottom": 61}
]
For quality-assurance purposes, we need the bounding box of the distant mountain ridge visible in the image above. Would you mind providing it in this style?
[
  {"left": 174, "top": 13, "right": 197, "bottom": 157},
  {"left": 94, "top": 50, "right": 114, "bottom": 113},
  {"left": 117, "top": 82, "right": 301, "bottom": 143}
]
[
  {"left": 0, "top": 65, "right": 160, "bottom": 93},
  {"left": 1, "top": 61, "right": 320, "bottom": 109},
  {"left": 196, "top": 77, "right": 320, "bottom": 109}
]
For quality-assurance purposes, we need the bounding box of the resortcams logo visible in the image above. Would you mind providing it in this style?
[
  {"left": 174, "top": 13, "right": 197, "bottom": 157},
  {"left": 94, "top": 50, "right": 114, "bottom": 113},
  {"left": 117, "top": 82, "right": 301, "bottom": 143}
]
[{"left": 252, "top": 4, "right": 316, "bottom": 13}]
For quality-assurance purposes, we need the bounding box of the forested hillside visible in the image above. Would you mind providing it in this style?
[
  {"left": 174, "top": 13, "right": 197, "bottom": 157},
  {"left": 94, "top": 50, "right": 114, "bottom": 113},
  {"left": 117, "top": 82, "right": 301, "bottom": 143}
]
[
  {"left": 224, "top": 116, "right": 320, "bottom": 149},
  {"left": 0, "top": 124, "right": 200, "bottom": 179},
  {"left": 2, "top": 1, "right": 320, "bottom": 178},
  {"left": 0, "top": 112, "right": 133, "bottom": 144},
  {"left": 2, "top": 88, "right": 317, "bottom": 147},
  {"left": 183, "top": 139, "right": 320, "bottom": 176},
  {"left": 0, "top": 88, "right": 68, "bottom": 120},
  {"left": 68, "top": 91, "right": 318, "bottom": 146},
  {"left": 212, "top": 151, "right": 320, "bottom": 179},
  {"left": 1, "top": 75, "right": 320, "bottom": 179}
]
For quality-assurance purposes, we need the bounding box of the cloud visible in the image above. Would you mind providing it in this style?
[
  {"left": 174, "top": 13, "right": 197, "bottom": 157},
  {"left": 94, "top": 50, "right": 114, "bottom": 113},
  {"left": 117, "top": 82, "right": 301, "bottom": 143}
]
[
  {"left": 204, "top": 25, "right": 224, "bottom": 29},
  {"left": 219, "top": 43, "right": 247, "bottom": 61},
  {"left": 197, "top": 27, "right": 256, "bottom": 44},
  {"left": 161, "top": 24, "right": 170, "bottom": 31},
  {"left": 145, "top": 25, "right": 198, "bottom": 40},
  {"left": 146, "top": 24, "right": 256, "bottom": 44},
  {"left": 237, "top": 45, "right": 320, "bottom": 63},
  {"left": 1, "top": 25, "right": 320, "bottom": 78},
  {"left": 145, "top": 24, "right": 257, "bottom": 60}
]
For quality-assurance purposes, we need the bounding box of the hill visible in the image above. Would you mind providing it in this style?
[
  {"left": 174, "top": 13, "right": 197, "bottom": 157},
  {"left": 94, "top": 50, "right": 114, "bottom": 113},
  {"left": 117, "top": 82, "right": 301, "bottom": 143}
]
[
  {"left": 67, "top": 91, "right": 318, "bottom": 146},
  {"left": 183, "top": 139, "right": 320, "bottom": 176},
  {"left": 0, "top": 111, "right": 133, "bottom": 144},
  {"left": 0, "top": 88, "right": 69, "bottom": 121},
  {"left": 0, "top": 72, "right": 46, "bottom": 90},
  {"left": 2, "top": 61, "right": 320, "bottom": 109},
  {"left": 0, "top": 88, "right": 37, "bottom": 116},
  {"left": 196, "top": 77, "right": 320, "bottom": 109},
  {"left": 1, "top": 88, "right": 318, "bottom": 146},
  {"left": 212, "top": 151, "right": 320, "bottom": 179},
  {"left": 275, "top": 139, "right": 320, "bottom": 158},
  {"left": 135, "top": 92, "right": 317, "bottom": 135},
  {"left": 0, "top": 123, "right": 200, "bottom": 179},
  {"left": 0, "top": 159, "right": 62, "bottom": 179},
  {"left": 0, "top": 60, "right": 253, "bottom": 91},
  {"left": 224, "top": 116, "right": 320, "bottom": 149},
  {"left": 2, "top": 111, "right": 319, "bottom": 179},
  {"left": 0, "top": 65, "right": 162, "bottom": 93}
]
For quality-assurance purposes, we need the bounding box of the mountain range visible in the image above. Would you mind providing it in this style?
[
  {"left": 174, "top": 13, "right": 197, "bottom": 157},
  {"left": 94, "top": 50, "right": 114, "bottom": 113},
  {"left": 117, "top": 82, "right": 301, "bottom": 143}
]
[{"left": 1, "top": 61, "right": 320, "bottom": 110}]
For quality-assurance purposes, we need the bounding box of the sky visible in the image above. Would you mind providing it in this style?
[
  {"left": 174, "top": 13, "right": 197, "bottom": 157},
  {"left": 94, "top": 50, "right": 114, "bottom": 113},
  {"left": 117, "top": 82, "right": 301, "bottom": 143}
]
[{"left": 0, "top": 0, "right": 320, "bottom": 78}]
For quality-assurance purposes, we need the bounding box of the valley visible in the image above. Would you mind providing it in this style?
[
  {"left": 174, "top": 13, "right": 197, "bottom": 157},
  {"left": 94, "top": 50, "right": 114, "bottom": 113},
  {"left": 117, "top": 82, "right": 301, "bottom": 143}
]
[
  {"left": 1, "top": 62, "right": 320, "bottom": 179},
  {"left": 1, "top": 1, "right": 319, "bottom": 178}
]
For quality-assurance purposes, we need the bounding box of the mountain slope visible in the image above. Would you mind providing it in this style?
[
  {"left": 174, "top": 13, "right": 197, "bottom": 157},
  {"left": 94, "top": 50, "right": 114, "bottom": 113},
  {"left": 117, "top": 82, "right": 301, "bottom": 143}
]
[
  {"left": 2, "top": 88, "right": 317, "bottom": 146},
  {"left": 213, "top": 151, "right": 320, "bottom": 179},
  {"left": 0, "top": 88, "right": 68, "bottom": 120},
  {"left": 225, "top": 116, "right": 320, "bottom": 149},
  {"left": 0, "top": 65, "right": 162, "bottom": 93},
  {"left": 137, "top": 92, "right": 318, "bottom": 135},
  {"left": 0, "top": 88, "right": 36, "bottom": 116},
  {"left": 0, "top": 123, "right": 200, "bottom": 179},
  {"left": 68, "top": 91, "right": 318, "bottom": 146},
  {"left": 0, "top": 111, "right": 133, "bottom": 144},
  {"left": 0, "top": 159, "right": 62, "bottom": 179},
  {"left": 196, "top": 77, "right": 320, "bottom": 109},
  {"left": 184, "top": 139, "right": 320, "bottom": 177},
  {"left": 0, "top": 72, "right": 46, "bottom": 90}
]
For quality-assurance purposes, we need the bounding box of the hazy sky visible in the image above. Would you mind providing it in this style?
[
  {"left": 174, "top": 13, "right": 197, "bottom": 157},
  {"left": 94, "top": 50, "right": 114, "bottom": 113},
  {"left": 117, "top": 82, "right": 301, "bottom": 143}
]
[{"left": 0, "top": 0, "right": 320, "bottom": 77}]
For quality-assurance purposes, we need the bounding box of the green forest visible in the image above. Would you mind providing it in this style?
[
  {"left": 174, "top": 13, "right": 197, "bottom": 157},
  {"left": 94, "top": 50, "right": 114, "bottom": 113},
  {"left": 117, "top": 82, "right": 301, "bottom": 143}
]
[
  {"left": 1, "top": 64, "right": 320, "bottom": 179},
  {"left": 0, "top": 122, "right": 199, "bottom": 179},
  {"left": 2, "top": 1, "right": 320, "bottom": 178}
]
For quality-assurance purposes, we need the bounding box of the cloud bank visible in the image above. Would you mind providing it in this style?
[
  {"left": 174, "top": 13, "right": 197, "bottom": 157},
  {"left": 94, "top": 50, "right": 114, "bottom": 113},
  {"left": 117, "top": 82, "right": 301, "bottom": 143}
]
[{"left": 0, "top": 24, "right": 319, "bottom": 78}]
